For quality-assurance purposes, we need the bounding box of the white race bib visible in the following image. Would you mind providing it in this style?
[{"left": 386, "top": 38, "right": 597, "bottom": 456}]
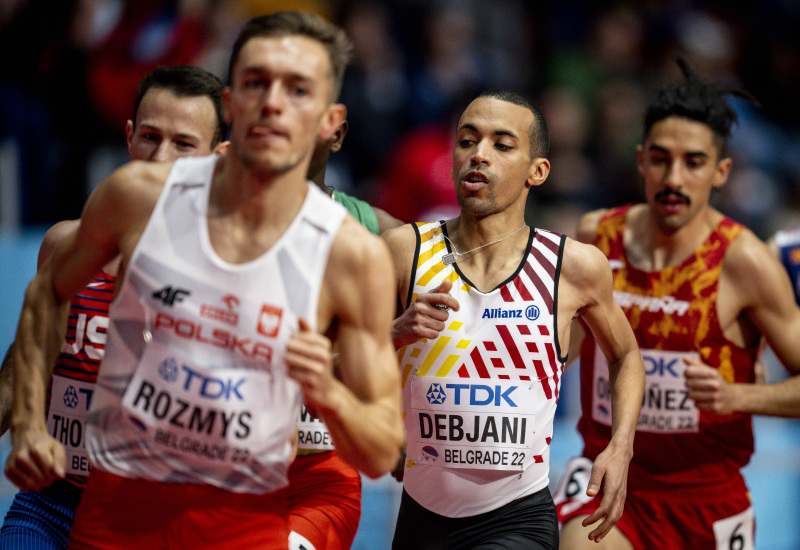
[
  {"left": 593, "top": 346, "right": 700, "bottom": 434},
  {"left": 713, "top": 507, "right": 754, "bottom": 550},
  {"left": 120, "top": 340, "right": 278, "bottom": 476},
  {"left": 407, "top": 376, "right": 536, "bottom": 471},
  {"left": 47, "top": 375, "right": 94, "bottom": 476},
  {"left": 297, "top": 405, "right": 334, "bottom": 451}
]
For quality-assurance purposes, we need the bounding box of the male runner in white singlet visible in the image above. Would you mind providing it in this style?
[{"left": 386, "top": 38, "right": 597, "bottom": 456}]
[
  {"left": 5, "top": 12, "right": 403, "bottom": 550},
  {"left": 384, "top": 90, "right": 645, "bottom": 549},
  {"left": 0, "top": 64, "right": 228, "bottom": 550}
]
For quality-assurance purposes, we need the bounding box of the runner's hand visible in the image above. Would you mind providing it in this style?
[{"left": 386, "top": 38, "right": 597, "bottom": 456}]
[
  {"left": 5, "top": 428, "right": 66, "bottom": 491},
  {"left": 392, "top": 280, "right": 459, "bottom": 348},
  {"left": 684, "top": 357, "right": 739, "bottom": 415},
  {"left": 580, "top": 441, "right": 630, "bottom": 543},
  {"left": 287, "top": 317, "right": 336, "bottom": 412}
]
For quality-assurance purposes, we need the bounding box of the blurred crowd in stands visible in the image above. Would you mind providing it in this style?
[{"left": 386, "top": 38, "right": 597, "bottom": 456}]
[{"left": 2, "top": 0, "right": 800, "bottom": 238}]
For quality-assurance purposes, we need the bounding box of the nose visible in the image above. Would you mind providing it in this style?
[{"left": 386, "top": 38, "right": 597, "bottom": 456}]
[
  {"left": 663, "top": 159, "right": 683, "bottom": 188},
  {"left": 150, "top": 142, "right": 171, "bottom": 162},
  {"left": 261, "top": 82, "right": 286, "bottom": 115},
  {"left": 470, "top": 140, "right": 491, "bottom": 166}
]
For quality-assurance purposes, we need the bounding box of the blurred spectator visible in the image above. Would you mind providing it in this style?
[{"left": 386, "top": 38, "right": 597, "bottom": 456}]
[
  {"left": 2, "top": 0, "right": 800, "bottom": 239},
  {"left": 338, "top": 1, "right": 409, "bottom": 195},
  {"left": 405, "top": 3, "right": 489, "bottom": 127},
  {"left": 371, "top": 108, "right": 460, "bottom": 224}
]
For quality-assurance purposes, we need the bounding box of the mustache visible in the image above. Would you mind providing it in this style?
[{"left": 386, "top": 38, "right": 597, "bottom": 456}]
[{"left": 655, "top": 188, "right": 691, "bottom": 203}]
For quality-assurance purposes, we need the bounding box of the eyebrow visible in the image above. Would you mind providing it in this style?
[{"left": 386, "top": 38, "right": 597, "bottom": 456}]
[
  {"left": 647, "top": 144, "right": 709, "bottom": 158},
  {"left": 240, "top": 66, "right": 315, "bottom": 83},
  {"left": 458, "top": 123, "right": 519, "bottom": 140}
]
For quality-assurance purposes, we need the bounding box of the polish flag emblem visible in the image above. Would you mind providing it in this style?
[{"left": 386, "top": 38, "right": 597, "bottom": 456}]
[{"left": 257, "top": 304, "right": 283, "bottom": 337}]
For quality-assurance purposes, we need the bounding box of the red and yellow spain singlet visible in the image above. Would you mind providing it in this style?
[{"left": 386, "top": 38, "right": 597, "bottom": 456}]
[
  {"left": 399, "top": 221, "right": 566, "bottom": 517},
  {"left": 578, "top": 205, "right": 758, "bottom": 488}
]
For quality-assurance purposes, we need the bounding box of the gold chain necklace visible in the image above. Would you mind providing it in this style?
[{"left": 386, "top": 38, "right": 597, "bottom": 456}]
[{"left": 441, "top": 223, "right": 527, "bottom": 266}]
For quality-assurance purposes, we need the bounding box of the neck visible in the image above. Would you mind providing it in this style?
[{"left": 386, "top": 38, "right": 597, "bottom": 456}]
[
  {"left": 310, "top": 168, "right": 333, "bottom": 196},
  {"left": 446, "top": 214, "right": 528, "bottom": 264},
  {"left": 631, "top": 204, "right": 719, "bottom": 270},
  {"left": 212, "top": 152, "right": 308, "bottom": 226}
]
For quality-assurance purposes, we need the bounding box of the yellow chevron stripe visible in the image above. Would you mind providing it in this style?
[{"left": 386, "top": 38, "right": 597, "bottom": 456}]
[
  {"left": 418, "top": 224, "right": 437, "bottom": 244},
  {"left": 434, "top": 354, "right": 460, "bottom": 377},
  {"left": 417, "top": 240, "right": 448, "bottom": 267},
  {"left": 419, "top": 261, "right": 449, "bottom": 286},
  {"left": 401, "top": 363, "right": 414, "bottom": 388},
  {"left": 455, "top": 339, "right": 470, "bottom": 349},
  {"left": 416, "top": 336, "right": 451, "bottom": 376},
  {"left": 448, "top": 321, "right": 463, "bottom": 331}
]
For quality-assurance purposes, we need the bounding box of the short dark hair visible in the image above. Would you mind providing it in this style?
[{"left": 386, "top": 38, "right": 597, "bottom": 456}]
[
  {"left": 643, "top": 58, "right": 759, "bottom": 157},
  {"left": 228, "top": 11, "right": 352, "bottom": 102},
  {"left": 476, "top": 90, "right": 550, "bottom": 158},
  {"left": 133, "top": 65, "right": 226, "bottom": 146}
]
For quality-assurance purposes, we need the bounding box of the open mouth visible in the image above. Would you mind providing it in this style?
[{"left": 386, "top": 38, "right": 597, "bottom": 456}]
[
  {"left": 464, "top": 171, "right": 488, "bottom": 184},
  {"left": 462, "top": 171, "right": 489, "bottom": 191}
]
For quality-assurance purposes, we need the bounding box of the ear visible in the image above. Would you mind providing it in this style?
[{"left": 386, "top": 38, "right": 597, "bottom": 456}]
[
  {"left": 330, "top": 118, "right": 349, "bottom": 153},
  {"left": 213, "top": 140, "right": 230, "bottom": 155},
  {"left": 526, "top": 157, "right": 550, "bottom": 188},
  {"left": 318, "top": 103, "right": 346, "bottom": 143},
  {"left": 712, "top": 156, "right": 733, "bottom": 190},
  {"left": 125, "top": 120, "right": 134, "bottom": 154},
  {"left": 222, "top": 87, "right": 233, "bottom": 125}
]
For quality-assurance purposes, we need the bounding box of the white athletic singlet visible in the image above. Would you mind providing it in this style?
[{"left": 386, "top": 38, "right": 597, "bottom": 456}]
[
  {"left": 400, "top": 221, "right": 566, "bottom": 517},
  {"left": 86, "top": 155, "right": 346, "bottom": 494}
]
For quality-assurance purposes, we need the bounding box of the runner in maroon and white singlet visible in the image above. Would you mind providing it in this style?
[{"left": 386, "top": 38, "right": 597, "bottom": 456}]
[{"left": 384, "top": 90, "right": 645, "bottom": 548}]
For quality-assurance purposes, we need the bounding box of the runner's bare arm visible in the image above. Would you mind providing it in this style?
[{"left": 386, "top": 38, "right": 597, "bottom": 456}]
[
  {"left": 560, "top": 238, "right": 645, "bottom": 543},
  {"left": 5, "top": 161, "right": 166, "bottom": 490},
  {"left": 288, "top": 220, "right": 404, "bottom": 478},
  {"left": 0, "top": 221, "right": 80, "bottom": 437},
  {"left": 563, "top": 210, "right": 609, "bottom": 371},
  {"left": 686, "top": 231, "right": 800, "bottom": 416}
]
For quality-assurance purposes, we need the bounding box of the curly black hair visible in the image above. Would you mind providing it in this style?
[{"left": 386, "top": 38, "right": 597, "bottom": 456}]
[{"left": 643, "top": 58, "right": 759, "bottom": 157}]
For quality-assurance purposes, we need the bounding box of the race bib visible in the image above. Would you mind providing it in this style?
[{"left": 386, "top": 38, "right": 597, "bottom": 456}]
[
  {"left": 406, "top": 376, "right": 535, "bottom": 471},
  {"left": 552, "top": 456, "right": 595, "bottom": 517},
  {"left": 713, "top": 507, "right": 754, "bottom": 550},
  {"left": 593, "top": 347, "right": 700, "bottom": 434},
  {"left": 47, "top": 375, "right": 94, "bottom": 476},
  {"left": 121, "top": 340, "right": 281, "bottom": 475},
  {"left": 297, "top": 405, "right": 334, "bottom": 451}
]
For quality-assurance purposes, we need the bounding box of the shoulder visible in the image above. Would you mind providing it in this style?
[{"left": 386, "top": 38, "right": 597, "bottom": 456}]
[
  {"left": 93, "top": 160, "right": 171, "bottom": 210},
  {"left": 719, "top": 222, "right": 800, "bottom": 315},
  {"left": 576, "top": 208, "right": 610, "bottom": 244},
  {"left": 380, "top": 222, "right": 417, "bottom": 252},
  {"left": 723, "top": 226, "right": 778, "bottom": 279},
  {"left": 560, "top": 237, "right": 613, "bottom": 288},
  {"left": 331, "top": 216, "right": 394, "bottom": 277},
  {"left": 38, "top": 219, "right": 80, "bottom": 269},
  {"left": 373, "top": 206, "right": 404, "bottom": 234},
  {"left": 326, "top": 217, "right": 396, "bottom": 313}
]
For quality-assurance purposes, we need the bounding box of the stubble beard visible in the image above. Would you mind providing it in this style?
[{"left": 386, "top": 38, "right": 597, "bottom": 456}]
[
  {"left": 457, "top": 189, "right": 497, "bottom": 218},
  {"left": 238, "top": 146, "right": 301, "bottom": 179}
]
